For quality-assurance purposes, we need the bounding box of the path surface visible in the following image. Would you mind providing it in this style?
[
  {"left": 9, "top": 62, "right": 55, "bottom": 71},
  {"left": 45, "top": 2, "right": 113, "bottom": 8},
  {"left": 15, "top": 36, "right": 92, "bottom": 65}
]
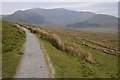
[{"left": 14, "top": 27, "right": 49, "bottom": 78}]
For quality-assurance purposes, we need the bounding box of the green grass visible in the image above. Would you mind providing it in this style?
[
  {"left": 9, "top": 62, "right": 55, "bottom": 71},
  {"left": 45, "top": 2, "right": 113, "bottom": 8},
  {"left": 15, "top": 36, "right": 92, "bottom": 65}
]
[
  {"left": 0, "top": 20, "right": 2, "bottom": 78},
  {"left": 41, "top": 27, "right": 118, "bottom": 50},
  {"left": 22, "top": 24, "right": 118, "bottom": 78},
  {"left": 33, "top": 26, "right": 118, "bottom": 78},
  {"left": 37, "top": 37, "right": 118, "bottom": 78},
  {"left": 2, "top": 20, "right": 25, "bottom": 78},
  {"left": 39, "top": 39, "right": 83, "bottom": 78}
]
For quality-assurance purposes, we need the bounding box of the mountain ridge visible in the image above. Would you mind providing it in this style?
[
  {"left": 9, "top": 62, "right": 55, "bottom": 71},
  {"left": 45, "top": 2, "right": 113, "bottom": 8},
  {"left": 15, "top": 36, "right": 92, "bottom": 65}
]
[{"left": 3, "top": 8, "right": 118, "bottom": 28}]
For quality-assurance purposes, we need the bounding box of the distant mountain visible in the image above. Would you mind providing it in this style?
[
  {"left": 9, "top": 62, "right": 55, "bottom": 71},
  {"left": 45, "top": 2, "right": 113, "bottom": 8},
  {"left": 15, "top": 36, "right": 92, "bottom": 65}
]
[
  {"left": 0, "top": 15, "right": 2, "bottom": 20},
  {"left": 3, "top": 10, "right": 45, "bottom": 24},
  {"left": 66, "top": 21, "right": 101, "bottom": 28},
  {"left": 3, "top": 8, "right": 95, "bottom": 26},
  {"left": 66, "top": 14, "right": 118, "bottom": 28},
  {"left": 3, "top": 8, "right": 118, "bottom": 28}
]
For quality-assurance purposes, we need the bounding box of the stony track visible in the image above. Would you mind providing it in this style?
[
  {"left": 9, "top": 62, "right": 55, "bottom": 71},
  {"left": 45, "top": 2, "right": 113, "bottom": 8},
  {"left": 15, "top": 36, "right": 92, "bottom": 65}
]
[{"left": 14, "top": 27, "right": 48, "bottom": 78}]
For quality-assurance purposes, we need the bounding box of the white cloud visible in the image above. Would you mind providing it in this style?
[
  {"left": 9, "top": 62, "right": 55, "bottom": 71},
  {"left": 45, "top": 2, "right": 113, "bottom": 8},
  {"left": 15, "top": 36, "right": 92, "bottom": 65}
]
[
  {"left": 1, "top": 2, "right": 118, "bottom": 17},
  {"left": 50, "top": 3, "right": 93, "bottom": 8},
  {"left": 43, "top": 2, "right": 118, "bottom": 17}
]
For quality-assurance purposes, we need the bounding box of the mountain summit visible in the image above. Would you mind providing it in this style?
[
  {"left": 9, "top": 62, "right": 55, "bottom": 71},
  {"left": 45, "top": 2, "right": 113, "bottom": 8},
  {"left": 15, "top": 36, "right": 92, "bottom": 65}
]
[{"left": 3, "top": 8, "right": 118, "bottom": 28}]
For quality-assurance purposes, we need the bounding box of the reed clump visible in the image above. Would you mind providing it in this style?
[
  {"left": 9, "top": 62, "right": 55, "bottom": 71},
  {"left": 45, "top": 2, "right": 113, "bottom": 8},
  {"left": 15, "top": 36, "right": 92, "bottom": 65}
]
[{"left": 28, "top": 27, "right": 96, "bottom": 63}]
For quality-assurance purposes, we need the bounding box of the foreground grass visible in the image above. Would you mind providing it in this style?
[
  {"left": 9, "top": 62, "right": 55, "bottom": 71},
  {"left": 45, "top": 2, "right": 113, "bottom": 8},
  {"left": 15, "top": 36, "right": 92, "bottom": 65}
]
[
  {"left": 22, "top": 24, "right": 118, "bottom": 78},
  {"left": 33, "top": 26, "right": 118, "bottom": 78},
  {"left": 38, "top": 38, "right": 83, "bottom": 78},
  {"left": 0, "top": 20, "right": 2, "bottom": 78},
  {"left": 37, "top": 37, "right": 118, "bottom": 78},
  {"left": 2, "top": 21, "right": 25, "bottom": 78}
]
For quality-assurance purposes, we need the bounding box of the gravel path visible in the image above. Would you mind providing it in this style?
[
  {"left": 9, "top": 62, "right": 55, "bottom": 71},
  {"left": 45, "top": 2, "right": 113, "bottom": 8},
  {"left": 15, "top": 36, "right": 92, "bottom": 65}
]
[{"left": 14, "top": 27, "right": 49, "bottom": 78}]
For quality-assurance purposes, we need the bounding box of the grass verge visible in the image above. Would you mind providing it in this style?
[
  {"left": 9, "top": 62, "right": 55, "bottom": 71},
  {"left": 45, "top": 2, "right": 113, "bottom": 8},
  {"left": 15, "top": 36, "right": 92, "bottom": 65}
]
[
  {"left": 23, "top": 24, "right": 118, "bottom": 78},
  {"left": 0, "top": 20, "right": 2, "bottom": 79},
  {"left": 34, "top": 27, "right": 118, "bottom": 78},
  {"left": 2, "top": 20, "right": 25, "bottom": 78},
  {"left": 37, "top": 36, "right": 118, "bottom": 78}
]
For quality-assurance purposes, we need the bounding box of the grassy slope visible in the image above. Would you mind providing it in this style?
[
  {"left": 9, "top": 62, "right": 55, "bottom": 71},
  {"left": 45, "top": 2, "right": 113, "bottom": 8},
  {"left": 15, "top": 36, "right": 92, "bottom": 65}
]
[
  {"left": 2, "top": 20, "right": 25, "bottom": 78},
  {"left": 34, "top": 26, "right": 118, "bottom": 78},
  {"left": 42, "top": 27, "right": 118, "bottom": 50},
  {"left": 41, "top": 40, "right": 118, "bottom": 78},
  {"left": 0, "top": 20, "right": 2, "bottom": 78},
  {"left": 24, "top": 24, "right": 118, "bottom": 78}
]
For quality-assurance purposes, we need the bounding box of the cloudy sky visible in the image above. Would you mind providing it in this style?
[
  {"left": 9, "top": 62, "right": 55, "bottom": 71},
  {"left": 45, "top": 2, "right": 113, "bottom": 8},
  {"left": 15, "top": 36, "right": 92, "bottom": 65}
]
[
  {"left": 2, "top": 1, "right": 119, "bottom": 17},
  {"left": 2, "top": 0, "right": 120, "bottom": 2}
]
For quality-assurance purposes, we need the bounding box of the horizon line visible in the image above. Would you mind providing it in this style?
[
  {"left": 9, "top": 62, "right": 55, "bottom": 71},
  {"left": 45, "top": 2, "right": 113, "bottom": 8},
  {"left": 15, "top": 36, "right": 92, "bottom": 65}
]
[{"left": 1, "top": 7, "right": 118, "bottom": 17}]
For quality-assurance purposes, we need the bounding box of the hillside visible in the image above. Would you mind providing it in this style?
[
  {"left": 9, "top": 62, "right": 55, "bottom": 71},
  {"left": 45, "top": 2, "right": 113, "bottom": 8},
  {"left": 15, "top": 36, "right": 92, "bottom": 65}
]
[
  {"left": 67, "top": 14, "right": 118, "bottom": 28},
  {"left": 2, "top": 20, "right": 118, "bottom": 78},
  {"left": 0, "top": 20, "right": 2, "bottom": 78},
  {"left": 2, "top": 20, "right": 25, "bottom": 78},
  {"left": 3, "top": 8, "right": 118, "bottom": 29},
  {"left": 3, "top": 8, "right": 95, "bottom": 26},
  {"left": 22, "top": 24, "right": 118, "bottom": 78}
]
